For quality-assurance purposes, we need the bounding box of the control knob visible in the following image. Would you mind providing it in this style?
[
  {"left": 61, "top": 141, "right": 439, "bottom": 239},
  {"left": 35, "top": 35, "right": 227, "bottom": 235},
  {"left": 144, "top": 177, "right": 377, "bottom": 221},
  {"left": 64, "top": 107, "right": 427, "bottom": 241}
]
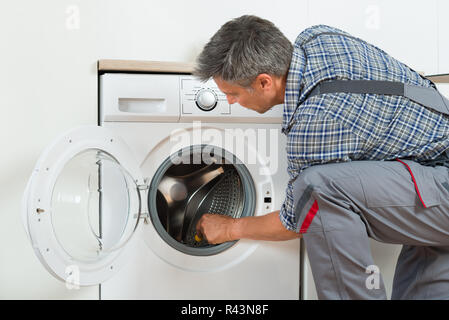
[{"left": 195, "top": 89, "right": 218, "bottom": 111}]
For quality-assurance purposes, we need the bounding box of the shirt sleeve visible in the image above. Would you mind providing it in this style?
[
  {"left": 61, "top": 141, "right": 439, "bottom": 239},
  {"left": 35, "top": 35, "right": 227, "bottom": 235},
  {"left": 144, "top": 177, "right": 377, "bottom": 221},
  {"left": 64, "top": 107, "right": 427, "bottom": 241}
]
[{"left": 279, "top": 114, "right": 363, "bottom": 232}]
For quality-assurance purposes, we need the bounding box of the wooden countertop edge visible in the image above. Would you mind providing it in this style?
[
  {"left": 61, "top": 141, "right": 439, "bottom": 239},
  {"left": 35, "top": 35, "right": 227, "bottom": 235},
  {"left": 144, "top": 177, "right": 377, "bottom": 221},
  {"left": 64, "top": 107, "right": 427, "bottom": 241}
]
[
  {"left": 427, "top": 74, "right": 449, "bottom": 83},
  {"left": 98, "top": 60, "right": 449, "bottom": 83},
  {"left": 98, "top": 59, "right": 195, "bottom": 73}
]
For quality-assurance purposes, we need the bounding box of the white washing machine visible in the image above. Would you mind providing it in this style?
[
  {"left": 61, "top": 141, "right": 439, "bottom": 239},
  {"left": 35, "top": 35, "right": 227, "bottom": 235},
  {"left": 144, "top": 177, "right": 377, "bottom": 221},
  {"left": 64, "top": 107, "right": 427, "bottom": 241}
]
[{"left": 22, "top": 69, "right": 300, "bottom": 299}]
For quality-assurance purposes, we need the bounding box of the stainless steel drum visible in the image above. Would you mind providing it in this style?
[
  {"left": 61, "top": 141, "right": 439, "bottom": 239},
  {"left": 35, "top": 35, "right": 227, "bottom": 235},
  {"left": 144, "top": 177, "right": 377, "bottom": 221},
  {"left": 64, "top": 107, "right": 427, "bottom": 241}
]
[{"left": 148, "top": 145, "right": 255, "bottom": 256}]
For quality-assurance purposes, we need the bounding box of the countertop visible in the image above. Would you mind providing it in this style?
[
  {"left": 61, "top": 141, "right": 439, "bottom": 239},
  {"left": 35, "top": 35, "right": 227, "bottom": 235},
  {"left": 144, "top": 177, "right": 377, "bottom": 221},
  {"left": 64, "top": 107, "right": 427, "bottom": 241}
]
[
  {"left": 97, "top": 60, "right": 448, "bottom": 83},
  {"left": 98, "top": 60, "right": 194, "bottom": 74}
]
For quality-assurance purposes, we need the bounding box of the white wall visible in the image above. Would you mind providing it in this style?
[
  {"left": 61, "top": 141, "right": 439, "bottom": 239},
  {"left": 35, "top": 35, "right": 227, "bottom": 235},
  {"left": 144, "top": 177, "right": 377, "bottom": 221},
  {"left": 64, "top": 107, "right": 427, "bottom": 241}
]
[
  {"left": 0, "top": 0, "right": 99, "bottom": 300},
  {"left": 0, "top": 0, "right": 447, "bottom": 299},
  {"left": 437, "top": 0, "right": 449, "bottom": 73},
  {"left": 308, "top": 0, "right": 440, "bottom": 75}
]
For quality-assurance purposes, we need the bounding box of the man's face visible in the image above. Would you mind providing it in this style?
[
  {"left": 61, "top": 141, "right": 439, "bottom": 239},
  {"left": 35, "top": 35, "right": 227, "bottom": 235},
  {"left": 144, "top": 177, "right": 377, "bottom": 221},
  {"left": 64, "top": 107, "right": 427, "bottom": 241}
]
[{"left": 213, "top": 76, "right": 274, "bottom": 114}]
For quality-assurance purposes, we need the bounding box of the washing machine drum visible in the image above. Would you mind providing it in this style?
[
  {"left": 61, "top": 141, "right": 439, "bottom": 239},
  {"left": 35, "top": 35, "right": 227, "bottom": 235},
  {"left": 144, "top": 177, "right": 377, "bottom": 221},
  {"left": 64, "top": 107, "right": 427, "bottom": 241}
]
[{"left": 149, "top": 145, "right": 255, "bottom": 255}]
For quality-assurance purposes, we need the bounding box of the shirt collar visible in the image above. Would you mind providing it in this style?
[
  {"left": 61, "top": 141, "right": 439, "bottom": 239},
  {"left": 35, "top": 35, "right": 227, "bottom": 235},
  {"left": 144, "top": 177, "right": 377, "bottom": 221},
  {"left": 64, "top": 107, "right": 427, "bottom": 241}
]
[{"left": 282, "top": 46, "right": 306, "bottom": 134}]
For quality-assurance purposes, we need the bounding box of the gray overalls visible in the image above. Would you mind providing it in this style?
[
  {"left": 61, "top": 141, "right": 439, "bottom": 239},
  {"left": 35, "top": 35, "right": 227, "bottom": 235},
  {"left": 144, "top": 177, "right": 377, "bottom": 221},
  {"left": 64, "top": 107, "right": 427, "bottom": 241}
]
[{"left": 288, "top": 39, "right": 449, "bottom": 299}]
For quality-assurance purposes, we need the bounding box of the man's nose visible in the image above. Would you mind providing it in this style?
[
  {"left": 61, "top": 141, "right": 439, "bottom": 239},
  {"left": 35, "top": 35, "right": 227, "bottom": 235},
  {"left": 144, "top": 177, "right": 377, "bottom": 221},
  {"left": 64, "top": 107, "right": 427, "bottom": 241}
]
[{"left": 226, "top": 95, "right": 237, "bottom": 105}]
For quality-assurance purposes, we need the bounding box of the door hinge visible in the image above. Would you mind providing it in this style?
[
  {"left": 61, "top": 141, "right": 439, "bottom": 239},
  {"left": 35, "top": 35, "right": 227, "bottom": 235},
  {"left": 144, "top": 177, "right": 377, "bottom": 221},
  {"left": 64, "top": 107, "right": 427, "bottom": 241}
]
[{"left": 136, "top": 182, "right": 150, "bottom": 223}]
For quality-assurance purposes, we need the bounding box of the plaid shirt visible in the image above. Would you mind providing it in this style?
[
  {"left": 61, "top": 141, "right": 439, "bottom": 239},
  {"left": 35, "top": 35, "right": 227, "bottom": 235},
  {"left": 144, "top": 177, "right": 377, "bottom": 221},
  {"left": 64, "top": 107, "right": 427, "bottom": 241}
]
[{"left": 279, "top": 25, "right": 449, "bottom": 232}]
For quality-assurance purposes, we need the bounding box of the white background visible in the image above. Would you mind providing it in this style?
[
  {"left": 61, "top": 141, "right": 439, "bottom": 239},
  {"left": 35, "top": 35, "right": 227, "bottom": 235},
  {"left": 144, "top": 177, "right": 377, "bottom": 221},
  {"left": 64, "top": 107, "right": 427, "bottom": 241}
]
[{"left": 0, "top": 0, "right": 447, "bottom": 299}]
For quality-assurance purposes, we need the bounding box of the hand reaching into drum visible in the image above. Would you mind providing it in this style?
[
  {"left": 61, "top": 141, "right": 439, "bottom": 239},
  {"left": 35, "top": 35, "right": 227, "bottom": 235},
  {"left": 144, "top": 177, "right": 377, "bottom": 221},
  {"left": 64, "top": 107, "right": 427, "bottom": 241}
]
[
  {"left": 196, "top": 211, "right": 301, "bottom": 244},
  {"left": 195, "top": 213, "right": 238, "bottom": 244}
]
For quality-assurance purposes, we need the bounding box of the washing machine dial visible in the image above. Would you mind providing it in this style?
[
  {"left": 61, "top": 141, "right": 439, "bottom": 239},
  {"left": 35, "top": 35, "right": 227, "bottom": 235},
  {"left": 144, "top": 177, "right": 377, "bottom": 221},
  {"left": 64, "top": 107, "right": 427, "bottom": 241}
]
[{"left": 195, "top": 88, "right": 218, "bottom": 111}]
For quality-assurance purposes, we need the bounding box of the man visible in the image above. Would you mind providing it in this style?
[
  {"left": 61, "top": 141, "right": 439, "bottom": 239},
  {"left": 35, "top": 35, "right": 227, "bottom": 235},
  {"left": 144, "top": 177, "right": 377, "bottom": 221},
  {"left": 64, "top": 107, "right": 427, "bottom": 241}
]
[{"left": 193, "top": 15, "right": 449, "bottom": 299}]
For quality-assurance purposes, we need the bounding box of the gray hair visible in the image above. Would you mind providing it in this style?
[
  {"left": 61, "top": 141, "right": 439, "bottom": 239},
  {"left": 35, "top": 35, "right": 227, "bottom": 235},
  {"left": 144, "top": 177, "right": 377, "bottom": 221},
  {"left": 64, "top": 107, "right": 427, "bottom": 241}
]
[{"left": 193, "top": 15, "right": 293, "bottom": 87}]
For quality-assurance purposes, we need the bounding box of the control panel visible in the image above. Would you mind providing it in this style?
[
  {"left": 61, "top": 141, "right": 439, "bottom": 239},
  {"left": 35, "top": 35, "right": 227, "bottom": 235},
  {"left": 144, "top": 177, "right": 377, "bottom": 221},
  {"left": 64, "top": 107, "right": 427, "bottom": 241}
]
[
  {"left": 180, "top": 76, "right": 283, "bottom": 123},
  {"left": 100, "top": 73, "right": 283, "bottom": 123},
  {"left": 181, "top": 77, "right": 229, "bottom": 115}
]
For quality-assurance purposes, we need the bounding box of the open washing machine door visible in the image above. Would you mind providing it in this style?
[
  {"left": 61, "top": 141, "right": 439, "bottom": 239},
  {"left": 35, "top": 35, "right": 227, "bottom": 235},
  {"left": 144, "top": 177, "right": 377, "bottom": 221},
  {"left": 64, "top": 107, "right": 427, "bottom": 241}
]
[{"left": 22, "top": 125, "right": 145, "bottom": 286}]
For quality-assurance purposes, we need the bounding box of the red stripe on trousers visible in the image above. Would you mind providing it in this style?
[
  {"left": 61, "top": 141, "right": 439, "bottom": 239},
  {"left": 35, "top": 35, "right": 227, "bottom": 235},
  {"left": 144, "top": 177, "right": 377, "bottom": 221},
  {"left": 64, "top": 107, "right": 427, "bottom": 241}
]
[
  {"left": 396, "top": 159, "right": 427, "bottom": 208},
  {"left": 299, "top": 200, "right": 319, "bottom": 233}
]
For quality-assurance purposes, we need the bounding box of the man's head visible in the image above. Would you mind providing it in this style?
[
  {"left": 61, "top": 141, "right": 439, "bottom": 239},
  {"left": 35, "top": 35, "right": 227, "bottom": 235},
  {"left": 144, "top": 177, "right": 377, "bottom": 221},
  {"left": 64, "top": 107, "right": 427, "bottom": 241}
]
[{"left": 193, "top": 15, "right": 293, "bottom": 113}]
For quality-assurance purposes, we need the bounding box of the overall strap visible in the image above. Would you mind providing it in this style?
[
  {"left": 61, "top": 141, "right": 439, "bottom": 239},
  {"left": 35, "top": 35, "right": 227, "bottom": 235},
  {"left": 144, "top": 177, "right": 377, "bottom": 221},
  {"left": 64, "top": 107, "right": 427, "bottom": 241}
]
[{"left": 307, "top": 80, "right": 449, "bottom": 115}]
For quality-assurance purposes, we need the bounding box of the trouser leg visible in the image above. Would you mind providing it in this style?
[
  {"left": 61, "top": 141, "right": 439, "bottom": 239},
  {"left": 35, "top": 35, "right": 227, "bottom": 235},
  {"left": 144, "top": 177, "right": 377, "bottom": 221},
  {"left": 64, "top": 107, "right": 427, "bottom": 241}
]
[
  {"left": 293, "top": 160, "right": 449, "bottom": 300},
  {"left": 294, "top": 162, "right": 388, "bottom": 299},
  {"left": 303, "top": 212, "right": 387, "bottom": 299},
  {"left": 392, "top": 245, "right": 449, "bottom": 299}
]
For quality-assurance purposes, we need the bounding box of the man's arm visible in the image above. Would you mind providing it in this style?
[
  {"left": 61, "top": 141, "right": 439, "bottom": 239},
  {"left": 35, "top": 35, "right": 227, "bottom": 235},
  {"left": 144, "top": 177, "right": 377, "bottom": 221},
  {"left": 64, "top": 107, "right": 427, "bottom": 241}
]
[
  {"left": 195, "top": 211, "right": 301, "bottom": 244},
  {"left": 196, "top": 112, "right": 364, "bottom": 244}
]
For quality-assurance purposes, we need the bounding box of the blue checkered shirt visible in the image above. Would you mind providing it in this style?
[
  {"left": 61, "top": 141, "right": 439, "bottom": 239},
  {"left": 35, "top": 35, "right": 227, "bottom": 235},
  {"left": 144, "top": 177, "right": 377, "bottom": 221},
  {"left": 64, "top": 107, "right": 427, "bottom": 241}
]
[{"left": 279, "top": 25, "right": 449, "bottom": 232}]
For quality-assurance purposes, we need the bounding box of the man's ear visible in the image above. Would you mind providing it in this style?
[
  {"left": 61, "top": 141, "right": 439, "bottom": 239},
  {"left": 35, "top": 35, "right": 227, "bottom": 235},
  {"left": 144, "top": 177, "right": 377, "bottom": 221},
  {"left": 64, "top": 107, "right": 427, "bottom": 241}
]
[{"left": 254, "top": 73, "right": 273, "bottom": 90}]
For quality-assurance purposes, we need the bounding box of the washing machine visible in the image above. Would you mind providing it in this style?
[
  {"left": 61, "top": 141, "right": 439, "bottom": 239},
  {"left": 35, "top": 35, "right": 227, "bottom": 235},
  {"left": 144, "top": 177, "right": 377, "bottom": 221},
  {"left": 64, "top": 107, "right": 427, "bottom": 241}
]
[{"left": 21, "top": 66, "right": 300, "bottom": 299}]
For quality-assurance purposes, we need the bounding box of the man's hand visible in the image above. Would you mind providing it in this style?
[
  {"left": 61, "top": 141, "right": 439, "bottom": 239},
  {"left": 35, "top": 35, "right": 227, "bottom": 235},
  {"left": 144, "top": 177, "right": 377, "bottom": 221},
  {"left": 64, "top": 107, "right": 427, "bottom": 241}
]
[
  {"left": 196, "top": 213, "right": 237, "bottom": 244},
  {"left": 196, "top": 211, "right": 301, "bottom": 244}
]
